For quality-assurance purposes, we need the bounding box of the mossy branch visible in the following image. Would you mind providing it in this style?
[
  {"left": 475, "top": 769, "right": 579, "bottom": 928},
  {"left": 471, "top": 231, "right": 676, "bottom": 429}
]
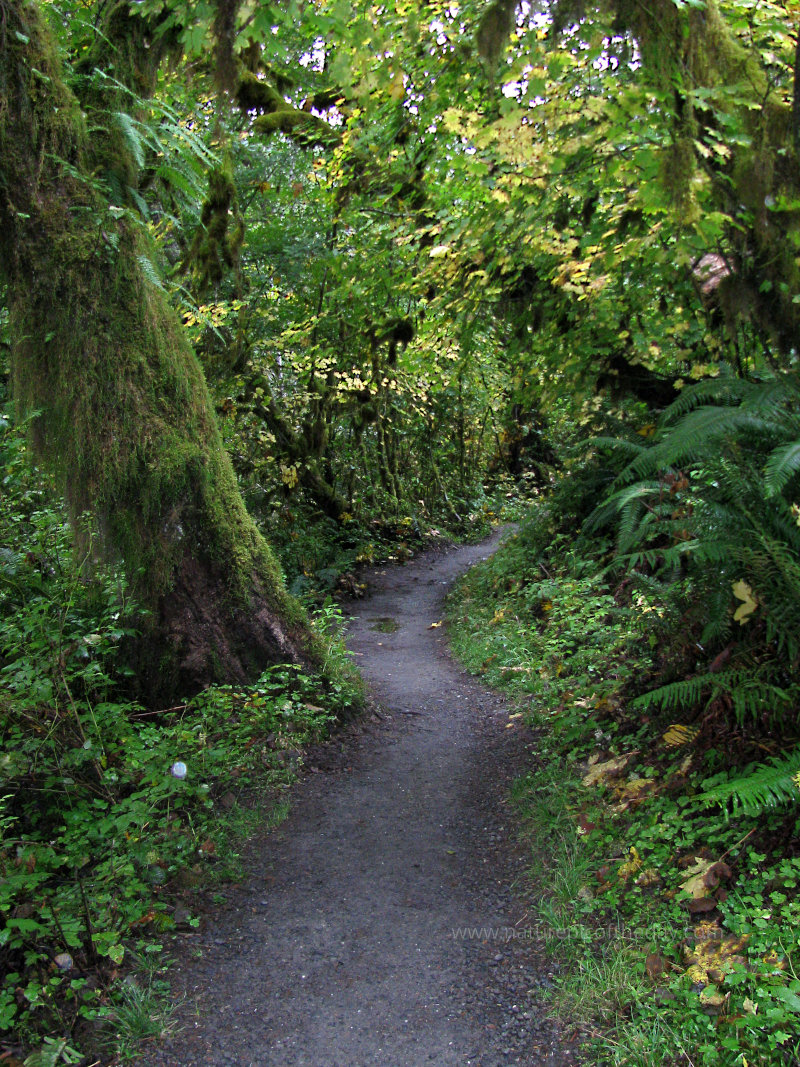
[{"left": 236, "top": 70, "right": 341, "bottom": 148}]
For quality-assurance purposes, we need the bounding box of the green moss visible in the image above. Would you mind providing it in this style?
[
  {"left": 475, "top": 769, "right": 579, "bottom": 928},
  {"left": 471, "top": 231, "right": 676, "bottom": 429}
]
[
  {"left": 0, "top": 0, "right": 321, "bottom": 692},
  {"left": 185, "top": 155, "right": 245, "bottom": 294},
  {"left": 252, "top": 109, "right": 340, "bottom": 147},
  {"left": 236, "top": 71, "right": 290, "bottom": 114}
]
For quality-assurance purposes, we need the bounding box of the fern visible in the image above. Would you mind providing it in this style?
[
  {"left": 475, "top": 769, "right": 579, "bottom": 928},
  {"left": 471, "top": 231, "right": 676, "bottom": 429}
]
[
  {"left": 696, "top": 749, "right": 800, "bottom": 816},
  {"left": 137, "top": 254, "right": 166, "bottom": 292},
  {"left": 632, "top": 668, "right": 746, "bottom": 714},
  {"left": 583, "top": 481, "right": 661, "bottom": 535},
  {"left": 113, "top": 110, "right": 146, "bottom": 169},
  {"left": 765, "top": 440, "right": 800, "bottom": 497},
  {"left": 620, "top": 406, "right": 793, "bottom": 484},
  {"left": 659, "top": 372, "right": 753, "bottom": 421}
]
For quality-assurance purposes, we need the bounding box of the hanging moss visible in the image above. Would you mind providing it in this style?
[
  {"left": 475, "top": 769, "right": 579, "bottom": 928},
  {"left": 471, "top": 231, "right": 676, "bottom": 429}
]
[
  {"left": 184, "top": 156, "right": 246, "bottom": 295},
  {"left": 608, "top": 0, "right": 799, "bottom": 351}
]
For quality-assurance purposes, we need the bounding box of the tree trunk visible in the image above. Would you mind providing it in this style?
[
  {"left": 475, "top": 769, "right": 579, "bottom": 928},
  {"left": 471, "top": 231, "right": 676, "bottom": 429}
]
[{"left": 0, "top": 0, "right": 319, "bottom": 701}]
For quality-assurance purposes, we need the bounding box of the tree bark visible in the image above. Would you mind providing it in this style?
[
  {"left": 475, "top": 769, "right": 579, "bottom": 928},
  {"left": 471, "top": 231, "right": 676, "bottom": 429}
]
[{"left": 0, "top": 0, "right": 320, "bottom": 701}]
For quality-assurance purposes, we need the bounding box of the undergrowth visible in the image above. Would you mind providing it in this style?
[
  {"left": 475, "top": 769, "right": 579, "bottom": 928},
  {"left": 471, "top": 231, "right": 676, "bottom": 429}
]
[
  {"left": 264, "top": 481, "right": 523, "bottom": 604},
  {"left": 448, "top": 392, "right": 800, "bottom": 1065},
  {"left": 0, "top": 410, "right": 359, "bottom": 1063}
]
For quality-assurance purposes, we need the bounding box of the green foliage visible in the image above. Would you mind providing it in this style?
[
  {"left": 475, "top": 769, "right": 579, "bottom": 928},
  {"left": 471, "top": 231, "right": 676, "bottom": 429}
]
[
  {"left": 0, "top": 415, "right": 341, "bottom": 1059},
  {"left": 449, "top": 437, "right": 800, "bottom": 1064},
  {"left": 5, "top": 0, "right": 800, "bottom": 1060},
  {"left": 588, "top": 372, "right": 800, "bottom": 733},
  {"left": 697, "top": 751, "right": 800, "bottom": 817}
]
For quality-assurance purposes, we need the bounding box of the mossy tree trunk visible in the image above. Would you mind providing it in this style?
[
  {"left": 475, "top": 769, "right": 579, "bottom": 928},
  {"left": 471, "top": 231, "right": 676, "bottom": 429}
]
[{"left": 0, "top": 0, "right": 319, "bottom": 700}]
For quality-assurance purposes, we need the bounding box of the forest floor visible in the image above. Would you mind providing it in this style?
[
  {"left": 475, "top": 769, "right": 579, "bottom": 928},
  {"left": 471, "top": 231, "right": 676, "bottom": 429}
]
[{"left": 138, "top": 528, "right": 580, "bottom": 1067}]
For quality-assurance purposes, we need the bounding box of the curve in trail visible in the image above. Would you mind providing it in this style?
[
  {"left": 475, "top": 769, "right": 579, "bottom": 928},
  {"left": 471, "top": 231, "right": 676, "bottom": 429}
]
[{"left": 144, "top": 530, "right": 577, "bottom": 1067}]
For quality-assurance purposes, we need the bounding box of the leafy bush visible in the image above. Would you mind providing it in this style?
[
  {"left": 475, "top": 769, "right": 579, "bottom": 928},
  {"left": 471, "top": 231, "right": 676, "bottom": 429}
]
[{"left": 0, "top": 411, "right": 344, "bottom": 1058}]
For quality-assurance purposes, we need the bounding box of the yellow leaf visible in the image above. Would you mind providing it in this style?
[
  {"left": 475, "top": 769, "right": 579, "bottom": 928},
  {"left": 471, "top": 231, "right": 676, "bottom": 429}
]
[
  {"left": 582, "top": 752, "right": 634, "bottom": 787},
  {"left": 662, "top": 724, "right": 699, "bottom": 748},
  {"left": 684, "top": 933, "right": 748, "bottom": 982},
  {"left": 428, "top": 621, "right": 443, "bottom": 629},
  {"left": 732, "top": 579, "right": 758, "bottom": 624},
  {"left": 280, "top": 463, "right": 299, "bottom": 488},
  {"left": 617, "top": 846, "right": 642, "bottom": 882},
  {"left": 680, "top": 857, "right": 715, "bottom": 898},
  {"left": 699, "top": 987, "right": 727, "bottom": 1008}
]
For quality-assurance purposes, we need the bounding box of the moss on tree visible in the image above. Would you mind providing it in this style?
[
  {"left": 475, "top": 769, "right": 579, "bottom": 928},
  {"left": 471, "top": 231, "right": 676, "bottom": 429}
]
[{"left": 0, "top": 0, "right": 321, "bottom": 700}]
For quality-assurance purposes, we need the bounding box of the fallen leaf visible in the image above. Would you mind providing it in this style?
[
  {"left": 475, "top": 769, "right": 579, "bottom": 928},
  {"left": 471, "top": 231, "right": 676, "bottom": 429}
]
[
  {"left": 612, "top": 777, "right": 656, "bottom": 811},
  {"left": 635, "top": 867, "right": 661, "bottom": 887},
  {"left": 618, "top": 846, "right": 643, "bottom": 882},
  {"left": 662, "top": 723, "right": 699, "bottom": 748},
  {"left": 703, "top": 861, "right": 732, "bottom": 890},
  {"left": 582, "top": 752, "right": 636, "bottom": 787},
  {"left": 732, "top": 579, "right": 758, "bottom": 624},
  {"left": 699, "top": 987, "right": 728, "bottom": 1011},
  {"left": 428, "top": 621, "right": 443, "bottom": 629},
  {"left": 684, "top": 934, "right": 748, "bottom": 983},
  {"left": 680, "top": 858, "right": 716, "bottom": 898},
  {"left": 645, "top": 952, "right": 669, "bottom": 980},
  {"left": 687, "top": 896, "right": 717, "bottom": 914}
]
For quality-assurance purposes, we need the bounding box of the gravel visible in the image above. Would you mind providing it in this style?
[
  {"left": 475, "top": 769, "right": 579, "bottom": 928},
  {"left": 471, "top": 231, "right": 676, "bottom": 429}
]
[{"left": 137, "top": 529, "right": 580, "bottom": 1067}]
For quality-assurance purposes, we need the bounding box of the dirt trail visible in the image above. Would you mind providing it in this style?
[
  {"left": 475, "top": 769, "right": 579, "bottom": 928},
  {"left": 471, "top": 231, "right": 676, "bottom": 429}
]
[{"left": 143, "top": 530, "right": 577, "bottom": 1066}]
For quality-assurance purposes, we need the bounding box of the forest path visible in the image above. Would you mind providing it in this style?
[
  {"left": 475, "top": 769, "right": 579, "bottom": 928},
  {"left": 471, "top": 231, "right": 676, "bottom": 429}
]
[{"left": 143, "top": 530, "right": 577, "bottom": 1067}]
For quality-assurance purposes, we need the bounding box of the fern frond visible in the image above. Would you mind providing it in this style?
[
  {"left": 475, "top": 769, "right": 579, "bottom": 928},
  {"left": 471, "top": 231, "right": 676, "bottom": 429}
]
[
  {"left": 155, "top": 163, "right": 205, "bottom": 200},
  {"left": 730, "top": 678, "right": 794, "bottom": 726},
  {"left": 622, "top": 407, "right": 783, "bottom": 483},
  {"left": 137, "top": 254, "right": 165, "bottom": 292},
  {"left": 113, "top": 111, "right": 146, "bottom": 169},
  {"left": 765, "top": 441, "right": 800, "bottom": 497},
  {"left": 632, "top": 668, "right": 746, "bottom": 714},
  {"left": 589, "top": 436, "right": 647, "bottom": 457},
  {"left": 583, "top": 482, "right": 661, "bottom": 534},
  {"left": 695, "top": 749, "right": 800, "bottom": 816},
  {"left": 660, "top": 374, "right": 752, "bottom": 422}
]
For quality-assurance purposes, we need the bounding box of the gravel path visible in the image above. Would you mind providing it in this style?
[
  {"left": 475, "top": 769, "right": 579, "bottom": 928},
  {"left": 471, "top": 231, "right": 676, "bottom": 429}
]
[{"left": 140, "top": 530, "right": 579, "bottom": 1066}]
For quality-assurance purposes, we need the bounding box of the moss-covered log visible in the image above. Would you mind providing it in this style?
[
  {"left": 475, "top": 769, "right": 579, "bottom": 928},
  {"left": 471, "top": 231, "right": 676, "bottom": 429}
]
[{"left": 0, "top": 0, "right": 320, "bottom": 700}]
